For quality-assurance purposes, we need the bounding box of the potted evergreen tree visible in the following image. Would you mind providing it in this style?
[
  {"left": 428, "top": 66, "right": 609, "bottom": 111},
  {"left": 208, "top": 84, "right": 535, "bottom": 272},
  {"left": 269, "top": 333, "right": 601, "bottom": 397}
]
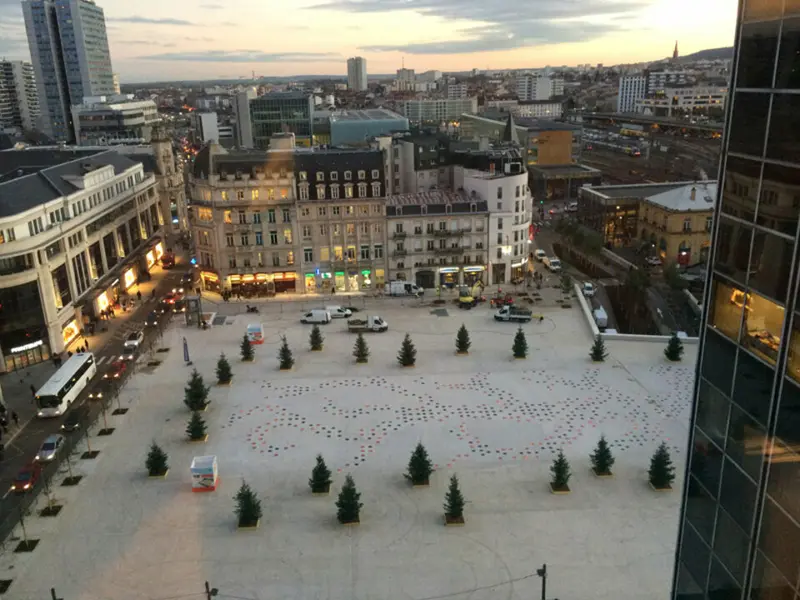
[
  {"left": 216, "top": 353, "right": 233, "bottom": 385},
  {"left": 648, "top": 442, "right": 676, "bottom": 491},
  {"left": 443, "top": 474, "right": 465, "bottom": 526},
  {"left": 278, "top": 335, "right": 294, "bottom": 371},
  {"left": 183, "top": 369, "right": 210, "bottom": 411},
  {"left": 404, "top": 442, "right": 433, "bottom": 486},
  {"left": 309, "top": 325, "right": 324, "bottom": 352},
  {"left": 146, "top": 442, "right": 169, "bottom": 478},
  {"left": 512, "top": 326, "right": 528, "bottom": 359},
  {"left": 309, "top": 454, "right": 332, "bottom": 495},
  {"left": 590, "top": 335, "right": 607, "bottom": 362},
  {"left": 455, "top": 324, "right": 471, "bottom": 355},
  {"left": 664, "top": 333, "right": 684, "bottom": 362},
  {"left": 398, "top": 333, "right": 417, "bottom": 367},
  {"left": 590, "top": 435, "right": 615, "bottom": 477},
  {"left": 186, "top": 411, "right": 208, "bottom": 442},
  {"left": 336, "top": 474, "right": 362, "bottom": 525},
  {"left": 550, "top": 450, "right": 572, "bottom": 494},
  {"left": 240, "top": 334, "right": 254, "bottom": 362},
  {"left": 234, "top": 481, "right": 262, "bottom": 529},
  {"left": 353, "top": 333, "right": 369, "bottom": 364}
]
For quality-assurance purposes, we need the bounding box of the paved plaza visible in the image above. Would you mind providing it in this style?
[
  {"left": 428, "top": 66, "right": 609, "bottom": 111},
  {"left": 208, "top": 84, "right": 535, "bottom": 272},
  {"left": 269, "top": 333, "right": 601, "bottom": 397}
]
[{"left": 0, "top": 300, "right": 697, "bottom": 600}]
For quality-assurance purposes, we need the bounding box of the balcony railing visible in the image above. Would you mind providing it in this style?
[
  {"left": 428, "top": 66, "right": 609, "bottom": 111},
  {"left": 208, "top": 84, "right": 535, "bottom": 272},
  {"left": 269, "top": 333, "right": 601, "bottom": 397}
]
[
  {"left": 434, "top": 247, "right": 464, "bottom": 255},
  {"left": 433, "top": 229, "right": 464, "bottom": 237},
  {"left": 392, "top": 231, "right": 407, "bottom": 239},
  {"left": 392, "top": 250, "right": 408, "bottom": 258}
]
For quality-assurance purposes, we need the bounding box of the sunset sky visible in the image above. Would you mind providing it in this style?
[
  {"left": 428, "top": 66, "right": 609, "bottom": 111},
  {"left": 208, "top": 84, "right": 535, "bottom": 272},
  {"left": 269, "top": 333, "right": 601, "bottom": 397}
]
[{"left": 0, "top": 0, "right": 737, "bottom": 83}]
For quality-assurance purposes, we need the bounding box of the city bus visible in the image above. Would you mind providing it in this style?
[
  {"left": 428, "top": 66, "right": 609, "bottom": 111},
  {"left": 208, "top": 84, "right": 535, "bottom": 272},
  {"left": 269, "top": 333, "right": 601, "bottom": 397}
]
[{"left": 35, "top": 352, "right": 97, "bottom": 418}]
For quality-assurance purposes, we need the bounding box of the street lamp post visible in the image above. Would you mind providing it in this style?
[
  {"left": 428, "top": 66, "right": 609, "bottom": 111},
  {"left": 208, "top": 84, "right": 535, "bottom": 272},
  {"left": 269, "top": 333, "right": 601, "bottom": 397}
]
[{"left": 536, "top": 563, "right": 547, "bottom": 600}]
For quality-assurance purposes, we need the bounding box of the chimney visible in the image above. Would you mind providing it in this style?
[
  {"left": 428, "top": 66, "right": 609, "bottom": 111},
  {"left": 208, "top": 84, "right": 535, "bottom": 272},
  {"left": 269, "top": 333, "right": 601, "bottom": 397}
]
[{"left": 690, "top": 186, "right": 696, "bottom": 201}]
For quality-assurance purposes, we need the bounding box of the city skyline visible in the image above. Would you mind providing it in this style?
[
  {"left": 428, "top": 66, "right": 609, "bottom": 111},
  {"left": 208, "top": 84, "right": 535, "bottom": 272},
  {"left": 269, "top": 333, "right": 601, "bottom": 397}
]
[{"left": 0, "top": 0, "right": 736, "bottom": 83}]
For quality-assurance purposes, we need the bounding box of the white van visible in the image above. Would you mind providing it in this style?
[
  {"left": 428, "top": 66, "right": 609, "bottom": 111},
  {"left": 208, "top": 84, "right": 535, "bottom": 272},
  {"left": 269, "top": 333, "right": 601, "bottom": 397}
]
[
  {"left": 543, "top": 257, "right": 562, "bottom": 272},
  {"left": 300, "top": 309, "right": 331, "bottom": 324},
  {"left": 325, "top": 305, "right": 352, "bottom": 318},
  {"left": 534, "top": 249, "right": 547, "bottom": 262}
]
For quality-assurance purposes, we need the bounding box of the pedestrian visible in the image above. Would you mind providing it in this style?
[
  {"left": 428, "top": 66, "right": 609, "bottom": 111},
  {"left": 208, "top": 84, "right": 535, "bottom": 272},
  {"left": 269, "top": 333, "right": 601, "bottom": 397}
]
[
  {"left": 11, "top": 411, "right": 18, "bottom": 427},
  {"left": 29, "top": 383, "right": 35, "bottom": 398},
  {"left": 137, "top": 290, "right": 142, "bottom": 301},
  {"left": 539, "top": 315, "right": 544, "bottom": 324},
  {"left": 151, "top": 289, "right": 156, "bottom": 299},
  {"left": 67, "top": 351, "right": 73, "bottom": 358},
  {"left": 1, "top": 417, "right": 9, "bottom": 434},
  {"left": 84, "top": 339, "right": 89, "bottom": 351}
]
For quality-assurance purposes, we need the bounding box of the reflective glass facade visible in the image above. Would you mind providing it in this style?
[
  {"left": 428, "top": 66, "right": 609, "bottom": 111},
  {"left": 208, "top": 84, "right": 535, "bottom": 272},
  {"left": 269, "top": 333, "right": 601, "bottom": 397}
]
[
  {"left": 673, "top": 1, "right": 800, "bottom": 598},
  {"left": 249, "top": 93, "right": 314, "bottom": 149}
]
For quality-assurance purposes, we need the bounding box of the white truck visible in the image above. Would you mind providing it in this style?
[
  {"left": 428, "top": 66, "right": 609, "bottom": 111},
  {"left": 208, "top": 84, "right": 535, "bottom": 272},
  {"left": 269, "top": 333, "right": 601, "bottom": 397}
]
[
  {"left": 384, "top": 281, "right": 423, "bottom": 297},
  {"left": 494, "top": 306, "right": 533, "bottom": 323},
  {"left": 594, "top": 307, "right": 608, "bottom": 330},
  {"left": 347, "top": 316, "right": 389, "bottom": 333},
  {"left": 543, "top": 257, "right": 562, "bottom": 272}
]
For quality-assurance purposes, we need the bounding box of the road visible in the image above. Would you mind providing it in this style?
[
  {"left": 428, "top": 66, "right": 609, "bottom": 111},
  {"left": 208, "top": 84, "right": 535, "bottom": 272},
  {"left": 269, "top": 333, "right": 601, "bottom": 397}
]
[{"left": 0, "top": 266, "right": 185, "bottom": 538}]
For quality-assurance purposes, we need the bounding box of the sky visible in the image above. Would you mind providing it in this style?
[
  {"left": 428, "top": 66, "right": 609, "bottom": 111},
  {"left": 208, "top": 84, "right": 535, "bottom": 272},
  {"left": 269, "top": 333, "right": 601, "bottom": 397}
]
[{"left": 0, "top": 0, "right": 737, "bottom": 83}]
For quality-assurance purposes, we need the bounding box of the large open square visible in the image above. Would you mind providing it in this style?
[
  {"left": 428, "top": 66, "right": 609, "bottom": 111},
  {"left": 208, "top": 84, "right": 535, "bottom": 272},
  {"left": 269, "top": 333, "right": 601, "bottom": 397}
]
[{"left": 0, "top": 299, "right": 697, "bottom": 600}]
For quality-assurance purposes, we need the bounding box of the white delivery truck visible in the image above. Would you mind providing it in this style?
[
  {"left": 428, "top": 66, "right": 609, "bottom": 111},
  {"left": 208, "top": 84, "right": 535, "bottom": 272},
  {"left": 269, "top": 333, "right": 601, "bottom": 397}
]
[
  {"left": 543, "top": 257, "right": 562, "bottom": 272},
  {"left": 385, "top": 281, "right": 423, "bottom": 297},
  {"left": 594, "top": 307, "right": 608, "bottom": 330},
  {"left": 494, "top": 306, "right": 533, "bottom": 323}
]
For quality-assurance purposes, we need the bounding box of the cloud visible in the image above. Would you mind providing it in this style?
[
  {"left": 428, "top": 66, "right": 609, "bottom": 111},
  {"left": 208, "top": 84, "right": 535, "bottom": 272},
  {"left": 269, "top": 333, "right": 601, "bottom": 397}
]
[
  {"left": 199, "top": 3, "right": 224, "bottom": 7},
  {"left": 108, "top": 16, "right": 195, "bottom": 25},
  {"left": 140, "top": 50, "right": 342, "bottom": 63},
  {"left": 184, "top": 36, "right": 216, "bottom": 42},
  {"left": 309, "top": 0, "right": 645, "bottom": 54}
]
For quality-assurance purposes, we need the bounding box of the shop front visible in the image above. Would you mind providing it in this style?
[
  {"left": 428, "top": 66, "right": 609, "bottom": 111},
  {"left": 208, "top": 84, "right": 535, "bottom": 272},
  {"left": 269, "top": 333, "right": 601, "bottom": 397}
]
[
  {"left": 229, "top": 272, "right": 297, "bottom": 295},
  {"left": 439, "top": 267, "right": 460, "bottom": 289},
  {"left": 511, "top": 258, "right": 529, "bottom": 283},
  {"left": 273, "top": 272, "right": 297, "bottom": 293},
  {"left": 463, "top": 266, "right": 486, "bottom": 287},
  {"left": 334, "top": 271, "right": 346, "bottom": 292},
  {"left": 304, "top": 273, "right": 317, "bottom": 293},
  {"left": 416, "top": 269, "right": 436, "bottom": 290},
  {"left": 4, "top": 338, "right": 50, "bottom": 372},
  {"left": 201, "top": 271, "right": 221, "bottom": 293},
  {"left": 62, "top": 318, "right": 81, "bottom": 348}
]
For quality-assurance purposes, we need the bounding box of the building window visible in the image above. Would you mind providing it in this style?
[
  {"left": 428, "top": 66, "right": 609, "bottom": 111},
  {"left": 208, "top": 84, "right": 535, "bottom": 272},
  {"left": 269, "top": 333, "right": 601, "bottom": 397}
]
[
  {"left": 706, "top": 216, "right": 713, "bottom": 232},
  {"left": 345, "top": 184, "right": 354, "bottom": 198},
  {"left": 471, "top": 203, "right": 477, "bottom": 212},
  {"left": 371, "top": 182, "right": 381, "bottom": 197},
  {"left": 300, "top": 207, "right": 310, "bottom": 217},
  {"left": 346, "top": 206, "right": 354, "bottom": 215},
  {"left": 346, "top": 223, "right": 355, "bottom": 236},
  {"left": 497, "top": 217, "right": 504, "bottom": 230},
  {"left": 358, "top": 170, "right": 366, "bottom": 180},
  {"left": 253, "top": 213, "right": 261, "bottom": 224},
  {"left": 497, "top": 187, "right": 502, "bottom": 199},
  {"left": 255, "top": 232, "right": 263, "bottom": 245},
  {"left": 360, "top": 245, "right": 370, "bottom": 260},
  {"left": 371, "top": 169, "right": 379, "bottom": 179},
  {"left": 683, "top": 218, "right": 692, "bottom": 232},
  {"left": 287, "top": 251, "right": 295, "bottom": 266},
  {"left": 284, "top": 228, "right": 293, "bottom": 244},
  {"left": 316, "top": 184, "right": 326, "bottom": 199},
  {"left": 302, "top": 225, "right": 312, "bottom": 238},
  {"left": 515, "top": 185, "right": 520, "bottom": 198},
  {"left": 320, "top": 224, "right": 329, "bottom": 236},
  {"left": 282, "top": 208, "right": 291, "bottom": 223},
  {"left": 333, "top": 206, "right": 341, "bottom": 216},
  {"left": 331, "top": 185, "right": 340, "bottom": 199},
  {"left": 226, "top": 234, "right": 234, "bottom": 247},
  {"left": 280, "top": 189, "right": 288, "bottom": 200},
  {"left": 316, "top": 172, "right": 325, "bottom": 182},
  {"left": 241, "top": 235, "right": 250, "bottom": 246},
  {"left": 396, "top": 223, "right": 404, "bottom": 233},
  {"left": 238, "top": 210, "right": 247, "bottom": 224},
  {"left": 330, "top": 171, "right": 338, "bottom": 181},
  {"left": 497, "top": 233, "right": 503, "bottom": 244},
  {"left": 268, "top": 209, "right": 276, "bottom": 223},
  {"left": 344, "top": 170, "right": 352, "bottom": 180},
  {"left": 299, "top": 171, "right": 307, "bottom": 181},
  {"left": 334, "top": 246, "right": 344, "bottom": 260},
  {"left": 333, "top": 224, "right": 341, "bottom": 236},
  {"left": 320, "top": 247, "right": 330, "bottom": 261},
  {"left": 374, "top": 244, "right": 383, "bottom": 258},
  {"left": 269, "top": 231, "right": 278, "bottom": 245},
  {"left": 268, "top": 188, "right": 275, "bottom": 200},
  {"left": 373, "top": 205, "right": 382, "bottom": 214},
  {"left": 360, "top": 222, "right": 370, "bottom": 235},
  {"left": 229, "top": 256, "right": 236, "bottom": 268},
  {"left": 272, "top": 253, "right": 280, "bottom": 267},
  {"left": 221, "top": 191, "right": 228, "bottom": 201},
  {"left": 299, "top": 186, "right": 309, "bottom": 201},
  {"left": 237, "top": 190, "right": 245, "bottom": 201},
  {"left": 358, "top": 183, "right": 367, "bottom": 197}
]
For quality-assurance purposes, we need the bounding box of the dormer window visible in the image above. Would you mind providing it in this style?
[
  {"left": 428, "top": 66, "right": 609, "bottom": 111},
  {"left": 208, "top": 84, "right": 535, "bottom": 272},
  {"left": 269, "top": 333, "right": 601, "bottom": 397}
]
[
  {"left": 421, "top": 205, "right": 428, "bottom": 215},
  {"left": 344, "top": 171, "right": 352, "bottom": 181},
  {"left": 316, "top": 172, "right": 325, "bottom": 182},
  {"left": 470, "top": 203, "right": 477, "bottom": 213},
  {"left": 371, "top": 169, "right": 380, "bottom": 179},
  {"left": 445, "top": 204, "right": 452, "bottom": 214},
  {"left": 397, "top": 206, "right": 403, "bottom": 216},
  {"left": 299, "top": 171, "right": 308, "bottom": 181},
  {"left": 358, "top": 170, "right": 366, "bottom": 180},
  {"left": 330, "top": 171, "right": 338, "bottom": 181}
]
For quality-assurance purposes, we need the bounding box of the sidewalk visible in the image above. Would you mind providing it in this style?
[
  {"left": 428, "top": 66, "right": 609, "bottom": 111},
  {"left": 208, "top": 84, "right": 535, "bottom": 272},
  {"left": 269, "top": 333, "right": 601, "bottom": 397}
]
[{"left": 0, "top": 262, "right": 177, "bottom": 446}]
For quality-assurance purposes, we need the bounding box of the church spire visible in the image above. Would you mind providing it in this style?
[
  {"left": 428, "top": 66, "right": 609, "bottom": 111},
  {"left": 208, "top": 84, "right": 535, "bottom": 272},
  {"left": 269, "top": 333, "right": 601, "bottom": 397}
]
[{"left": 673, "top": 40, "right": 679, "bottom": 60}]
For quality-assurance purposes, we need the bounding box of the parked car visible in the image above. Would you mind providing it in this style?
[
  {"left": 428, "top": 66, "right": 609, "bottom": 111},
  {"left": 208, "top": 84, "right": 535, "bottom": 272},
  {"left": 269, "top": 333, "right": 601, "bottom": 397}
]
[
  {"left": 325, "top": 305, "right": 352, "bottom": 318},
  {"left": 645, "top": 256, "right": 662, "bottom": 266},
  {"left": 35, "top": 434, "right": 65, "bottom": 462},
  {"left": 534, "top": 249, "right": 547, "bottom": 262},
  {"left": 300, "top": 309, "right": 332, "bottom": 324},
  {"left": 162, "top": 291, "right": 180, "bottom": 305},
  {"left": 180, "top": 271, "right": 195, "bottom": 287},
  {"left": 10, "top": 463, "right": 42, "bottom": 493},
  {"left": 172, "top": 299, "right": 187, "bottom": 313},
  {"left": 543, "top": 257, "right": 562, "bottom": 272},
  {"left": 582, "top": 282, "right": 596, "bottom": 297},
  {"left": 61, "top": 405, "right": 89, "bottom": 432},
  {"left": 145, "top": 310, "right": 160, "bottom": 327}
]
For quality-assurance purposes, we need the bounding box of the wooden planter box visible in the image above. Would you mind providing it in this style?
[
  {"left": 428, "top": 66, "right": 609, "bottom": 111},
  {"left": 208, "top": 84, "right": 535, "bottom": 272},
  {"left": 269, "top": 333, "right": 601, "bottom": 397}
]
[
  {"left": 148, "top": 470, "right": 169, "bottom": 479},
  {"left": 311, "top": 347, "right": 323, "bottom": 352},
  {"left": 279, "top": 366, "right": 293, "bottom": 371},
  {"left": 514, "top": 356, "right": 526, "bottom": 360},
  {"left": 355, "top": 360, "right": 368, "bottom": 364},
  {"left": 592, "top": 468, "right": 613, "bottom": 479},
  {"left": 649, "top": 482, "right": 672, "bottom": 492},
  {"left": 238, "top": 519, "right": 260, "bottom": 530},
  {"left": 456, "top": 351, "right": 469, "bottom": 356},
  {"left": 412, "top": 480, "right": 430, "bottom": 488},
  {"left": 311, "top": 484, "right": 331, "bottom": 496},
  {"left": 217, "top": 380, "right": 232, "bottom": 386},
  {"left": 189, "top": 435, "right": 209, "bottom": 443},
  {"left": 444, "top": 514, "right": 465, "bottom": 526},
  {"left": 340, "top": 519, "right": 360, "bottom": 527},
  {"left": 550, "top": 482, "right": 571, "bottom": 495},
  {"left": 401, "top": 364, "right": 415, "bottom": 368}
]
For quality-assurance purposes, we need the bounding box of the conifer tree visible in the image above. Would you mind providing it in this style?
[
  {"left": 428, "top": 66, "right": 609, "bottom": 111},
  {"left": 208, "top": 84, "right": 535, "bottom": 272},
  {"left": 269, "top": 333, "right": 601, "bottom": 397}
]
[
  {"left": 550, "top": 450, "right": 572, "bottom": 491},
  {"left": 456, "top": 324, "right": 471, "bottom": 354},
  {"left": 336, "top": 474, "right": 362, "bottom": 524},
  {"left": 398, "top": 333, "right": 417, "bottom": 367},
  {"left": 649, "top": 442, "right": 676, "bottom": 489},
  {"left": 278, "top": 335, "right": 294, "bottom": 370},
  {"left": 664, "top": 332, "right": 684, "bottom": 362},
  {"left": 186, "top": 411, "right": 207, "bottom": 441},
  {"left": 590, "top": 335, "right": 608, "bottom": 362},
  {"left": 590, "top": 435, "right": 615, "bottom": 476},
  {"left": 309, "top": 325, "right": 324, "bottom": 351},
  {"left": 309, "top": 454, "right": 332, "bottom": 494},
  {"left": 216, "top": 353, "right": 233, "bottom": 384},
  {"left": 443, "top": 474, "right": 465, "bottom": 522},
  {"left": 512, "top": 326, "right": 528, "bottom": 359},
  {"left": 183, "top": 369, "right": 210, "bottom": 411},
  {"left": 353, "top": 333, "right": 369, "bottom": 363},
  {"left": 234, "top": 481, "right": 262, "bottom": 526},
  {"left": 240, "top": 334, "right": 254, "bottom": 362},
  {"left": 405, "top": 442, "right": 434, "bottom": 485},
  {"left": 145, "top": 442, "right": 168, "bottom": 476}
]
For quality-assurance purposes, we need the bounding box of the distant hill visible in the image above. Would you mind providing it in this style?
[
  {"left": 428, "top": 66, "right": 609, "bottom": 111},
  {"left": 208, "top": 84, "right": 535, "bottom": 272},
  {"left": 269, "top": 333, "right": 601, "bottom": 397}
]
[{"left": 677, "top": 47, "right": 733, "bottom": 63}]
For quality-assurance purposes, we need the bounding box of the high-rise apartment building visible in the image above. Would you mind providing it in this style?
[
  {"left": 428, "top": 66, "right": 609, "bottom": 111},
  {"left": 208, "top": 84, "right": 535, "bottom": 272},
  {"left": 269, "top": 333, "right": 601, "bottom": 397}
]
[
  {"left": 516, "top": 74, "right": 563, "bottom": 101},
  {"left": 672, "top": 1, "right": 800, "bottom": 599},
  {"left": 347, "top": 57, "right": 368, "bottom": 92},
  {"left": 617, "top": 75, "right": 647, "bottom": 113},
  {"left": 22, "top": 0, "right": 115, "bottom": 141},
  {"left": 0, "top": 60, "right": 40, "bottom": 132},
  {"left": 233, "top": 91, "right": 314, "bottom": 150}
]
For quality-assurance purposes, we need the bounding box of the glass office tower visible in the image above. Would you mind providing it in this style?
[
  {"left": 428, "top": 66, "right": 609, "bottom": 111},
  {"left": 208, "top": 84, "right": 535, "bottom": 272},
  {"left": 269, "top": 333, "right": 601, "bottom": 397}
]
[{"left": 672, "top": 0, "right": 800, "bottom": 598}]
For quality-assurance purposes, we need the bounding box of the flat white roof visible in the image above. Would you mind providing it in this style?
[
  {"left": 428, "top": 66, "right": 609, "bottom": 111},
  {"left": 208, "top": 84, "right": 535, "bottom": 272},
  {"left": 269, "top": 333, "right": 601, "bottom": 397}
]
[{"left": 645, "top": 182, "right": 717, "bottom": 212}]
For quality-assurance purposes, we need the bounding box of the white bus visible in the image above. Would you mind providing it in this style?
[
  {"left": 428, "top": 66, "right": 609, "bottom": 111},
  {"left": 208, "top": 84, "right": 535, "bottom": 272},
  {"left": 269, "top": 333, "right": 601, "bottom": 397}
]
[{"left": 36, "top": 352, "right": 97, "bottom": 417}]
